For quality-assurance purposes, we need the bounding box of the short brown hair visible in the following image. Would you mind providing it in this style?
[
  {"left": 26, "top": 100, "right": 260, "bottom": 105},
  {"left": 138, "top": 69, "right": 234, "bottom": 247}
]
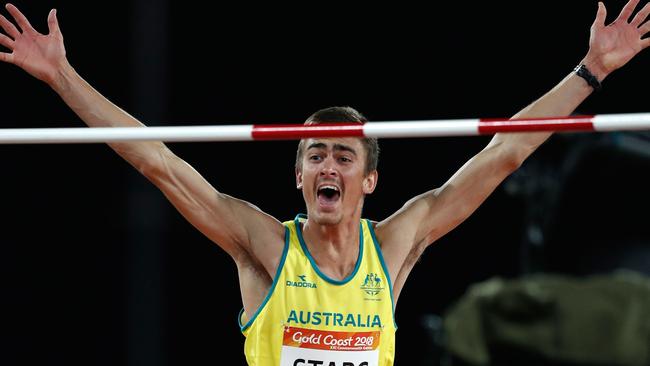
[{"left": 295, "top": 106, "right": 379, "bottom": 175}]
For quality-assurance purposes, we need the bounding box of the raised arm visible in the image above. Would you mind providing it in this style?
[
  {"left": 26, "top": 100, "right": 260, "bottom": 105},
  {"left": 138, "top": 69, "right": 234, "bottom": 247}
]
[
  {"left": 0, "top": 4, "right": 285, "bottom": 265},
  {"left": 376, "top": 0, "right": 650, "bottom": 292}
]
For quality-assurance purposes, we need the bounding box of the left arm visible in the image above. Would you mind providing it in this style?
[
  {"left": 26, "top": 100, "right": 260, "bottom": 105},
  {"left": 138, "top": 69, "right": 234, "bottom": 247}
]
[{"left": 377, "top": 0, "right": 650, "bottom": 286}]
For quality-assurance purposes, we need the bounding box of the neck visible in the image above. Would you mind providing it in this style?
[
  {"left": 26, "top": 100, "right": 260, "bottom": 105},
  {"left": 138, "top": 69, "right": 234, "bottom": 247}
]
[{"left": 302, "top": 215, "right": 361, "bottom": 281}]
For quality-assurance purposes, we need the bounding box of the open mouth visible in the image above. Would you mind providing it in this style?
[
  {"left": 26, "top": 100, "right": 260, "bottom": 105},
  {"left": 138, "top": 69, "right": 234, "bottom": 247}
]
[{"left": 317, "top": 185, "right": 341, "bottom": 208}]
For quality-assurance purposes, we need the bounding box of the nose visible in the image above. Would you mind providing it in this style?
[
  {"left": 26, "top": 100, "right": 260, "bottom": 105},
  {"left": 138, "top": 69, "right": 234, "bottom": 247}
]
[{"left": 319, "top": 157, "right": 338, "bottom": 177}]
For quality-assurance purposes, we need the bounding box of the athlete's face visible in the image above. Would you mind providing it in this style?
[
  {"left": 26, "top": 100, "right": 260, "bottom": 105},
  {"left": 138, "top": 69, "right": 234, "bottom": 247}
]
[{"left": 296, "top": 138, "right": 377, "bottom": 225}]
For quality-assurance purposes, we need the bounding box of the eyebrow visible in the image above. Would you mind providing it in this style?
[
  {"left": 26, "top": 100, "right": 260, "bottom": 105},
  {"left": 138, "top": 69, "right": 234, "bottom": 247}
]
[{"left": 306, "top": 142, "right": 358, "bottom": 156}]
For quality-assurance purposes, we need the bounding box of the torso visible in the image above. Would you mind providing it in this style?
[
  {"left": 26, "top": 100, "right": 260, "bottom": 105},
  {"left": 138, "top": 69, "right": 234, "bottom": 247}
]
[
  {"left": 238, "top": 215, "right": 397, "bottom": 366},
  {"left": 239, "top": 219, "right": 424, "bottom": 322}
]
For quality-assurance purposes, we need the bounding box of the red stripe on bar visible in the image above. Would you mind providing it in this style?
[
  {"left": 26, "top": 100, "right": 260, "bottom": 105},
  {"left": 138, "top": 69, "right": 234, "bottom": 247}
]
[
  {"left": 252, "top": 123, "right": 365, "bottom": 140},
  {"left": 478, "top": 115, "right": 595, "bottom": 134}
]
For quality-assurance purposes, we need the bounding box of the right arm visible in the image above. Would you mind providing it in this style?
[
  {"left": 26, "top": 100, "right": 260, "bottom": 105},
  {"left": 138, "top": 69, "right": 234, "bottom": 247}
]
[{"left": 0, "top": 4, "right": 285, "bottom": 266}]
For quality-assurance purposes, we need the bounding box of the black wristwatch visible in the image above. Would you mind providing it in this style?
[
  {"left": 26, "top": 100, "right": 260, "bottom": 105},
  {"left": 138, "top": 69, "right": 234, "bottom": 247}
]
[{"left": 574, "top": 64, "right": 602, "bottom": 91}]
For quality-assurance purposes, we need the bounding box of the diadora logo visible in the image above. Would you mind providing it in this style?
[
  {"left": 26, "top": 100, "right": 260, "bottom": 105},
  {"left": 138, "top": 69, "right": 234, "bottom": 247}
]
[
  {"left": 286, "top": 274, "right": 317, "bottom": 289},
  {"left": 360, "top": 272, "right": 384, "bottom": 296}
]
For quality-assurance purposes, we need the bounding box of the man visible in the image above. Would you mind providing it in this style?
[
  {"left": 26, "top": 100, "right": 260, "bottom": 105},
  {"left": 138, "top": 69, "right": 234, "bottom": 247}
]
[{"left": 1, "top": 1, "right": 648, "bottom": 365}]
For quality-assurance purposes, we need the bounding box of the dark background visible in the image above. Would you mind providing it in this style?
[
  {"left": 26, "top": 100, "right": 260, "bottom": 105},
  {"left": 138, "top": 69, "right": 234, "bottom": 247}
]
[{"left": 1, "top": 1, "right": 649, "bottom": 365}]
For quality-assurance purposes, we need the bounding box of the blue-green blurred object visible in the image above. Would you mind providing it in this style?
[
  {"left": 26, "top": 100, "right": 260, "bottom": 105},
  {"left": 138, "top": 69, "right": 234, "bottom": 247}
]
[{"left": 443, "top": 270, "right": 650, "bottom": 366}]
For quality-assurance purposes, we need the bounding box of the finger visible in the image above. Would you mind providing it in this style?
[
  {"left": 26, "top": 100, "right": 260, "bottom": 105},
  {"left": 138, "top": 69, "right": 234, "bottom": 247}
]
[
  {"left": 615, "top": 0, "right": 640, "bottom": 23},
  {"left": 47, "top": 8, "right": 60, "bottom": 35},
  {"left": 592, "top": 2, "right": 607, "bottom": 29},
  {"left": 5, "top": 3, "right": 35, "bottom": 34},
  {"left": 0, "top": 32, "right": 14, "bottom": 49},
  {"left": 631, "top": 2, "right": 650, "bottom": 27},
  {"left": 638, "top": 19, "right": 650, "bottom": 35},
  {"left": 0, "top": 13, "right": 20, "bottom": 39},
  {"left": 0, "top": 51, "right": 14, "bottom": 64}
]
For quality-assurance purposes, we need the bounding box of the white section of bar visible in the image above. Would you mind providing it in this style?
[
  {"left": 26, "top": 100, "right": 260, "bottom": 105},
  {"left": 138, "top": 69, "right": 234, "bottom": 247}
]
[
  {"left": 592, "top": 113, "right": 650, "bottom": 131},
  {"left": 0, "top": 125, "right": 254, "bottom": 144},
  {"left": 363, "top": 120, "right": 480, "bottom": 138}
]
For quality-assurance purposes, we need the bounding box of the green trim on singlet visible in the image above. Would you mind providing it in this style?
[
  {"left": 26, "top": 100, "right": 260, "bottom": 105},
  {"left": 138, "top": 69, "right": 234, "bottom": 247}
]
[{"left": 366, "top": 219, "right": 399, "bottom": 329}]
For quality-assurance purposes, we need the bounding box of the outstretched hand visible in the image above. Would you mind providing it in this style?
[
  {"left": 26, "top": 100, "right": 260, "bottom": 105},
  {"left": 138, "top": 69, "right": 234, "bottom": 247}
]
[
  {"left": 587, "top": 0, "right": 650, "bottom": 78},
  {"left": 0, "top": 3, "right": 66, "bottom": 84}
]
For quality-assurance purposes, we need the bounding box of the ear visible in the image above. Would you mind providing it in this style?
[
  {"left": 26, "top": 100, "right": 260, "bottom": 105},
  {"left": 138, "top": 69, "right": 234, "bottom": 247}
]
[
  {"left": 295, "top": 167, "right": 303, "bottom": 189},
  {"left": 363, "top": 170, "right": 378, "bottom": 194}
]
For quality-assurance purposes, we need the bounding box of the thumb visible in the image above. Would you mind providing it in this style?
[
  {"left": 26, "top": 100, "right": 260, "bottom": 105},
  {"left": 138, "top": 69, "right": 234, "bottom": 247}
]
[{"left": 47, "top": 9, "right": 60, "bottom": 35}]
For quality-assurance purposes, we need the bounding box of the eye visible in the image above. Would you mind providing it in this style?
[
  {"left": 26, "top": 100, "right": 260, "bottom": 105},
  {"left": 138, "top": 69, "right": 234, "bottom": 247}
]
[
  {"left": 339, "top": 156, "right": 352, "bottom": 163},
  {"left": 309, "top": 155, "right": 322, "bottom": 161}
]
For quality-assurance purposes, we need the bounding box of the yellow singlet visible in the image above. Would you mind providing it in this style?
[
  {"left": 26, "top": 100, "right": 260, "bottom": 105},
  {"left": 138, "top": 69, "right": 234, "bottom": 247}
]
[{"left": 239, "top": 214, "right": 397, "bottom": 366}]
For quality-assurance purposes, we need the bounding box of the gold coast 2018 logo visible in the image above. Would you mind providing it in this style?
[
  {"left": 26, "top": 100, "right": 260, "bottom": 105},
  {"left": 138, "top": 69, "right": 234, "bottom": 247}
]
[{"left": 360, "top": 273, "right": 384, "bottom": 296}]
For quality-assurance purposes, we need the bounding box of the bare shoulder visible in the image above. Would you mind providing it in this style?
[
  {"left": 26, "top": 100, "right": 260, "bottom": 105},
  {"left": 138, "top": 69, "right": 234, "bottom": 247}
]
[
  {"left": 236, "top": 206, "right": 287, "bottom": 277},
  {"left": 370, "top": 194, "right": 436, "bottom": 275},
  {"left": 372, "top": 217, "right": 418, "bottom": 277},
  {"left": 368, "top": 219, "right": 401, "bottom": 256},
  {"left": 374, "top": 217, "right": 417, "bottom": 252},
  {"left": 373, "top": 194, "right": 431, "bottom": 250}
]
